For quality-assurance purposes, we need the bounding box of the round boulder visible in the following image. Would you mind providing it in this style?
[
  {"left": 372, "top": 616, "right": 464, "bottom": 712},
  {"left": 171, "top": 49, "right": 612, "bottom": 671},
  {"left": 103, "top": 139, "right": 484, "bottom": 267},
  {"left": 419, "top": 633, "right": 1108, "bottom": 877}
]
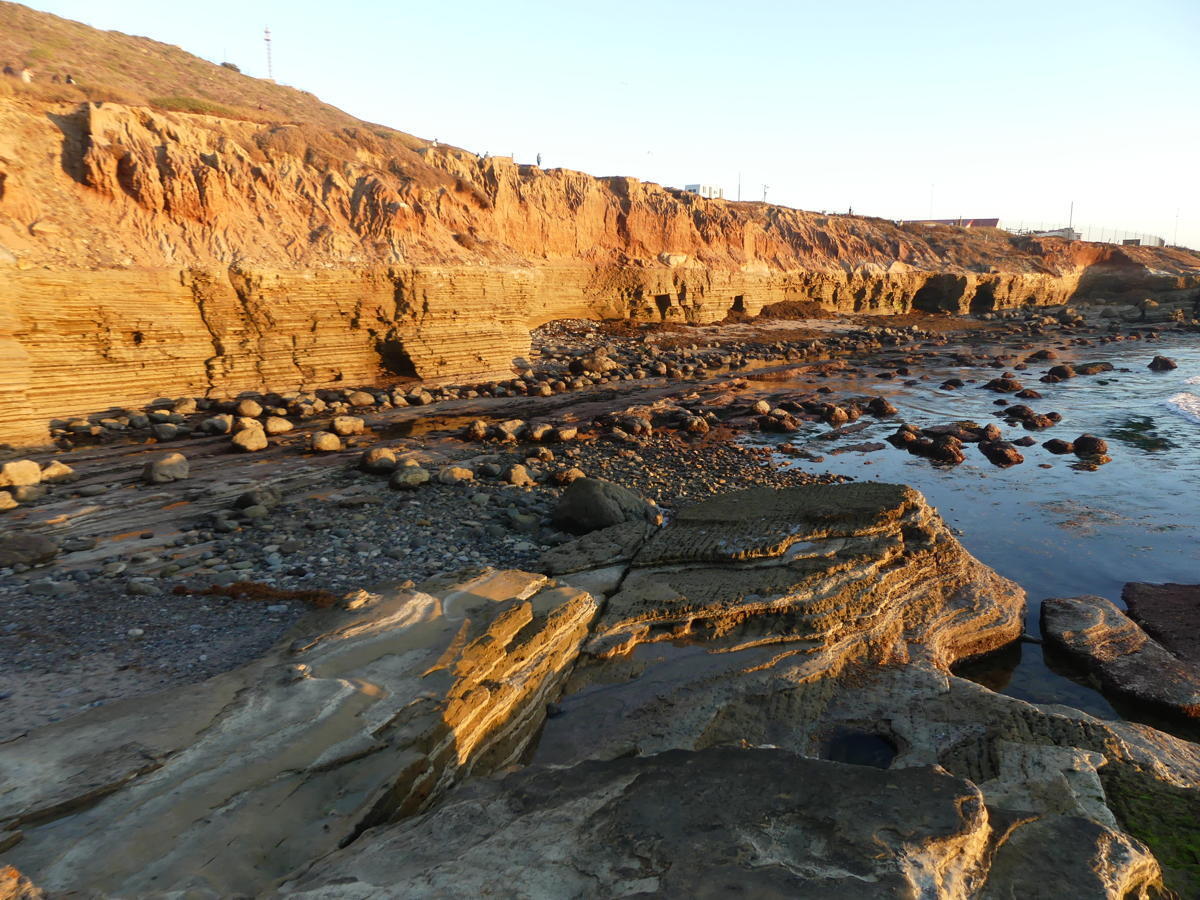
[
  {"left": 979, "top": 441, "right": 1024, "bottom": 467},
  {"left": 231, "top": 428, "right": 268, "bottom": 452},
  {"left": 311, "top": 432, "right": 343, "bottom": 453},
  {"left": 552, "top": 477, "right": 660, "bottom": 535},
  {"left": 1148, "top": 356, "right": 1178, "bottom": 372},
  {"left": 390, "top": 465, "right": 431, "bottom": 490},
  {"left": 504, "top": 464, "right": 537, "bottom": 487},
  {"left": 0, "top": 533, "right": 59, "bottom": 567},
  {"left": 437, "top": 466, "right": 475, "bottom": 485},
  {"left": 39, "top": 461, "right": 77, "bottom": 484},
  {"left": 331, "top": 416, "right": 365, "bottom": 437},
  {"left": 1073, "top": 434, "right": 1108, "bottom": 457},
  {"left": 360, "top": 447, "right": 397, "bottom": 473},
  {"left": 142, "top": 452, "right": 189, "bottom": 484}
]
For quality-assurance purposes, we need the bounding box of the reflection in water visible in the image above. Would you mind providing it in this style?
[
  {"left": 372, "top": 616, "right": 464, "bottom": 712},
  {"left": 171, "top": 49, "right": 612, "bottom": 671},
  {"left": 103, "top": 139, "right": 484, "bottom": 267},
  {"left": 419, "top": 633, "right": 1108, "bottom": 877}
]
[
  {"left": 747, "top": 336, "right": 1200, "bottom": 723},
  {"left": 953, "top": 641, "right": 1022, "bottom": 693},
  {"left": 1108, "top": 415, "right": 1177, "bottom": 452},
  {"left": 821, "top": 728, "right": 898, "bottom": 769}
]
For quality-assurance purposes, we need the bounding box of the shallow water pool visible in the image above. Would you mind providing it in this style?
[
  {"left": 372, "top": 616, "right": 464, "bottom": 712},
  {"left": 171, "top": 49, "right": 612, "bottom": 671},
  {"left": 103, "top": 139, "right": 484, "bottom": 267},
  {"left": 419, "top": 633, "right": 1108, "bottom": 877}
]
[{"left": 744, "top": 335, "right": 1200, "bottom": 721}]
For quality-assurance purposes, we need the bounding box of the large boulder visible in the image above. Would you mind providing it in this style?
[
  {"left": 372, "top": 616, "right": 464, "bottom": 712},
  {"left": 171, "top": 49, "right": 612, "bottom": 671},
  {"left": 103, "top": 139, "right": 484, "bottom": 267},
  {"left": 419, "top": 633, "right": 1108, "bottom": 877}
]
[
  {"left": 0, "top": 460, "right": 42, "bottom": 488},
  {"left": 38, "top": 461, "right": 77, "bottom": 484},
  {"left": 359, "top": 447, "right": 397, "bottom": 474},
  {"left": 583, "top": 482, "right": 1023, "bottom": 665},
  {"left": 0, "top": 533, "right": 58, "bottom": 567},
  {"left": 551, "top": 477, "right": 661, "bottom": 535},
  {"left": 141, "top": 452, "right": 189, "bottom": 484},
  {"left": 230, "top": 427, "right": 267, "bottom": 452},
  {"left": 331, "top": 416, "right": 365, "bottom": 437}
]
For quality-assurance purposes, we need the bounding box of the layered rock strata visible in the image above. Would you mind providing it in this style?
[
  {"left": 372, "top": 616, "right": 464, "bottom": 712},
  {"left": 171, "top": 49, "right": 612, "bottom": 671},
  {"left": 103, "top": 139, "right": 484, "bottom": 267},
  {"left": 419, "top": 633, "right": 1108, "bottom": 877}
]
[
  {"left": 0, "top": 569, "right": 598, "bottom": 897},
  {"left": 284, "top": 484, "right": 1194, "bottom": 897},
  {"left": 1042, "top": 594, "right": 1200, "bottom": 720},
  {"left": 3, "top": 483, "right": 1199, "bottom": 896},
  {"left": 582, "top": 482, "right": 1023, "bottom": 667},
  {"left": 3, "top": 80, "right": 1200, "bottom": 444}
]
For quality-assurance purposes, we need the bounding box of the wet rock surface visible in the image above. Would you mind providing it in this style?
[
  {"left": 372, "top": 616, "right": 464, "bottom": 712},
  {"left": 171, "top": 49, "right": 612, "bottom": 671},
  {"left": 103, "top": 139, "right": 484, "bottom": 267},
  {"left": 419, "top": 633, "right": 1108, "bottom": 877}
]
[
  {"left": 1041, "top": 594, "right": 1200, "bottom": 720},
  {"left": 1123, "top": 582, "right": 1200, "bottom": 665}
]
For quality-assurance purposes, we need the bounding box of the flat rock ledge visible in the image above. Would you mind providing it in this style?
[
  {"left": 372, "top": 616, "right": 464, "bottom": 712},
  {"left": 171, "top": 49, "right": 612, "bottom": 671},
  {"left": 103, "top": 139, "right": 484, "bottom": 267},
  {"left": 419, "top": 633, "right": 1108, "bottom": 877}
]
[
  {"left": 274, "top": 747, "right": 1151, "bottom": 900},
  {"left": 1123, "top": 582, "right": 1200, "bottom": 665},
  {"left": 1042, "top": 594, "right": 1200, "bottom": 720},
  {"left": 0, "top": 569, "right": 598, "bottom": 897},
  {"left": 5, "top": 484, "right": 1199, "bottom": 897},
  {"left": 569, "top": 481, "right": 1025, "bottom": 669}
]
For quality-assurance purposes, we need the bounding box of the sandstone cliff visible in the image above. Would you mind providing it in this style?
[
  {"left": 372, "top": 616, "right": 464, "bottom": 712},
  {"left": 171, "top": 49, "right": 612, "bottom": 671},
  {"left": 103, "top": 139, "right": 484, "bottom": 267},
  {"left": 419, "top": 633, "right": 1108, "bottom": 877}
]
[{"left": 1, "top": 3, "right": 1198, "bottom": 446}]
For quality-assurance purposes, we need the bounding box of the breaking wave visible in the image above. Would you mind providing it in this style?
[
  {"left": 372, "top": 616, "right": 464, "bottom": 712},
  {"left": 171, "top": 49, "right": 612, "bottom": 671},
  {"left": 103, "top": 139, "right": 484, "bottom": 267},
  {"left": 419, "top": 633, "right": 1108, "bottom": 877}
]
[{"left": 1164, "top": 392, "right": 1200, "bottom": 425}]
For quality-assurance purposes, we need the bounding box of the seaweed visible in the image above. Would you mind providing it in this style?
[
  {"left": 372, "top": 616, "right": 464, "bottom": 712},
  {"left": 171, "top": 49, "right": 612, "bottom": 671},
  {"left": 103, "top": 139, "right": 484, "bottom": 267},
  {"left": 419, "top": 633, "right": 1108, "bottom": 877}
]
[{"left": 1101, "top": 767, "right": 1200, "bottom": 898}]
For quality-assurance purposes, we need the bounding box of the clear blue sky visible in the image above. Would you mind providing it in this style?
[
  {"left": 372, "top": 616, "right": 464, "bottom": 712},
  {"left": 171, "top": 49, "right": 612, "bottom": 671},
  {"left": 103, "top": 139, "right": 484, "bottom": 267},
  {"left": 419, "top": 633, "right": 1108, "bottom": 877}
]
[{"left": 21, "top": 0, "right": 1200, "bottom": 247}]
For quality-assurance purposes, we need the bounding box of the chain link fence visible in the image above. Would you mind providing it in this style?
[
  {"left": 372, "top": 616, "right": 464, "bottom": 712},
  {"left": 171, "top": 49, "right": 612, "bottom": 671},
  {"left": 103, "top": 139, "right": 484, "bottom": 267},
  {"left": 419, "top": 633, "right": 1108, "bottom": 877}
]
[{"left": 1004, "top": 221, "right": 1171, "bottom": 248}]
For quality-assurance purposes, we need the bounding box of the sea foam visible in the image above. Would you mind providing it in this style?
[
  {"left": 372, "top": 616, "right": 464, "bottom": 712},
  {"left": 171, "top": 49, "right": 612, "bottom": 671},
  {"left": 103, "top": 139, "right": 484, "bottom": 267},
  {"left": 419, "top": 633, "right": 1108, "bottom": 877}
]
[
  {"left": 1185, "top": 374, "right": 1200, "bottom": 385},
  {"left": 1164, "top": 392, "right": 1200, "bottom": 425}
]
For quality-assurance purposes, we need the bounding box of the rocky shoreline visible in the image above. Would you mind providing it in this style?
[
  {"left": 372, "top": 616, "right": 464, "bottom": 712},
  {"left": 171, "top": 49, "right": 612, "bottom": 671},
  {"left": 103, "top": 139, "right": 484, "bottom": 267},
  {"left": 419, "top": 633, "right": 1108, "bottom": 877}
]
[
  {"left": 2, "top": 304, "right": 1200, "bottom": 896},
  {"left": 1, "top": 305, "right": 1197, "bottom": 730}
]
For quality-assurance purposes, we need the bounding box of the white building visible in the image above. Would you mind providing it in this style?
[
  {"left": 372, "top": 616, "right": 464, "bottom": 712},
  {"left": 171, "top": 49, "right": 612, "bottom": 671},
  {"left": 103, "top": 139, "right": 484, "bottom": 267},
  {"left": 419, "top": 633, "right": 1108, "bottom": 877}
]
[
  {"left": 684, "top": 183, "right": 725, "bottom": 200},
  {"left": 1032, "top": 227, "right": 1082, "bottom": 241}
]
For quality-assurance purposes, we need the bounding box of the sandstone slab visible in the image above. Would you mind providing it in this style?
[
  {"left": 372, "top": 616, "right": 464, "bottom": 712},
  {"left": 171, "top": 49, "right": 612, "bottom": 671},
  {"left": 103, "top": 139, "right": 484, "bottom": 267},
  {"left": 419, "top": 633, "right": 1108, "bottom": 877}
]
[
  {"left": 277, "top": 748, "right": 998, "bottom": 899},
  {"left": 1042, "top": 595, "right": 1200, "bottom": 719},
  {"left": 0, "top": 570, "right": 599, "bottom": 897},
  {"left": 585, "top": 482, "right": 1024, "bottom": 667},
  {"left": 1122, "top": 582, "right": 1200, "bottom": 665}
]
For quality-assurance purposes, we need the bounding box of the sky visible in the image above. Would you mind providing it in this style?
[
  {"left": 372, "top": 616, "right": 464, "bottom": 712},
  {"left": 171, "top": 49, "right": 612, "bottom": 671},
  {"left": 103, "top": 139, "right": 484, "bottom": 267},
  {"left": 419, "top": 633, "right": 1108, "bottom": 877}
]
[{"left": 19, "top": 0, "right": 1200, "bottom": 248}]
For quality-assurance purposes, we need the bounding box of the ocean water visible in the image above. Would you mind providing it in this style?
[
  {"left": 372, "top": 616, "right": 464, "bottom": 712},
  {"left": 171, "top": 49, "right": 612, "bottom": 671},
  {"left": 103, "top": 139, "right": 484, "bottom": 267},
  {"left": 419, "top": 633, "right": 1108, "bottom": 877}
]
[{"left": 744, "top": 336, "right": 1200, "bottom": 721}]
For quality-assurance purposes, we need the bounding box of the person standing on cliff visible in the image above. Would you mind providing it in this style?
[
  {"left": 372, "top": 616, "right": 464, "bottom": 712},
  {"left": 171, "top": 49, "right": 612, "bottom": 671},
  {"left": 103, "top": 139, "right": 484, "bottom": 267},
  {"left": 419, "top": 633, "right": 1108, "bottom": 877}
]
[{"left": 537, "top": 153, "right": 542, "bottom": 167}]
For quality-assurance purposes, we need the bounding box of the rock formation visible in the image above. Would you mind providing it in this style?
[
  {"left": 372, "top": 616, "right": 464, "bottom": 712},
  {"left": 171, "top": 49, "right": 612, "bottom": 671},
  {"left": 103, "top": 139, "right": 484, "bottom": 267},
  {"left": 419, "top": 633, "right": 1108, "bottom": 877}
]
[
  {"left": 276, "top": 748, "right": 1031, "bottom": 899},
  {"left": 1042, "top": 594, "right": 1200, "bottom": 720},
  {"left": 1123, "top": 582, "right": 1200, "bottom": 665},
  {"left": 4, "top": 482, "right": 1199, "bottom": 896},
  {"left": 0, "top": 569, "right": 599, "bottom": 897},
  {"left": 1, "top": 6, "right": 1199, "bottom": 445}
]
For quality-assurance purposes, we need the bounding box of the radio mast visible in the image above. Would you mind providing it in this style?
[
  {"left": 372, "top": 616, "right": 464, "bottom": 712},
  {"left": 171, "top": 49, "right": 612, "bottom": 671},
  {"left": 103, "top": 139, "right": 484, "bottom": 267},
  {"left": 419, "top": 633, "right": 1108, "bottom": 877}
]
[{"left": 264, "top": 27, "right": 273, "bottom": 80}]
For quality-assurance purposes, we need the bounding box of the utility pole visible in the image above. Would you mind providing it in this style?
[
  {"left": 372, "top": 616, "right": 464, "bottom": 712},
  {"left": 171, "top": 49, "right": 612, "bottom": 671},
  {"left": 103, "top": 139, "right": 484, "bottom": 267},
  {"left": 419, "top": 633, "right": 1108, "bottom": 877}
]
[
  {"left": 737, "top": 172, "right": 741, "bottom": 202},
  {"left": 264, "top": 26, "right": 273, "bottom": 80},
  {"left": 1068, "top": 200, "right": 1074, "bottom": 230},
  {"left": 1175, "top": 208, "right": 1180, "bottom": 246},
  {"left": 929, "top": 184, "right": 934, "bottom": 219},
  {"left": 761, "top": 184, "right": 769, "bottom": 203}
]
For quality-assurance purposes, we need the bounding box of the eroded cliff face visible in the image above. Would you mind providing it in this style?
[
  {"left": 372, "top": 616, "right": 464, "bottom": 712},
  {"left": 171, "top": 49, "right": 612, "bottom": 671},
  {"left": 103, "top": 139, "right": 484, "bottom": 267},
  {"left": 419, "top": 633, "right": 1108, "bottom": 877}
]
[{"left": 2, "top": 97, "right": 1198, "bottom": 445}]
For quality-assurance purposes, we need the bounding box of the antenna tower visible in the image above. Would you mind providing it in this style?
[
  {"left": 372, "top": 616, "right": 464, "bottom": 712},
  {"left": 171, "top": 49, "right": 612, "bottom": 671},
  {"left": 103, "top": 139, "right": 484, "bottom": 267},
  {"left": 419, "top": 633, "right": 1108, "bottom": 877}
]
[{"left": 264, "top": 26, "right": 273, "bottom": 79}]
